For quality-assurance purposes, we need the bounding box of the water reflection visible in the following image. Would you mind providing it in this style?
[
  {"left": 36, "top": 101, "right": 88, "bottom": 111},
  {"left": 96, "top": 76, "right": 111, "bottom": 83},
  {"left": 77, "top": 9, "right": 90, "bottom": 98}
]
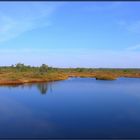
[
  {"left": 2, "top": 82, "right": 53, "bottom": 95},
  {"left": 36, "top": 83, "right": 48, "bottom": 95}
]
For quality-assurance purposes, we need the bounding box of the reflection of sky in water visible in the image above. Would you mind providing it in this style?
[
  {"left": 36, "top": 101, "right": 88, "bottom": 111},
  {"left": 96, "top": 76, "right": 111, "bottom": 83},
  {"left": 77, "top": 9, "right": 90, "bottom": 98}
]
[{"left": 0, "top": 78, "right": 140, "bottom": 138}]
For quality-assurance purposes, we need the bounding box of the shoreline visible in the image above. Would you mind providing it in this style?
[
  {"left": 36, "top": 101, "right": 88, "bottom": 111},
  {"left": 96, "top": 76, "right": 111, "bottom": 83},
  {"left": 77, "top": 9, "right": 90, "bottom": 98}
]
[
  {"left": 0, "top": 74, "right": 140, "bottom": 86},
  {"left": 0, "top": 66, "right": 140, "bottom": 86}
]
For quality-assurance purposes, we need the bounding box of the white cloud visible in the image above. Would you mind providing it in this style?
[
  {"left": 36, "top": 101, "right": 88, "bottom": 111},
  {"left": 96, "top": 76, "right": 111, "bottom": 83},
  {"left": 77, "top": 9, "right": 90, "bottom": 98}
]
[{"left": 0, "top": 2, "right": 61, "bottom": 42}]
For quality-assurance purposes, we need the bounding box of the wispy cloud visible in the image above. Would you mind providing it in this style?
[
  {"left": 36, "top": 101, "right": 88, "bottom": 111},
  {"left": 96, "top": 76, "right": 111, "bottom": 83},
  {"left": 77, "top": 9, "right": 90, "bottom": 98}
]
[
  {"left": 118, "top": 20, "right": 140, "bottom": 34},
  {"left": 127, "top": 20, "right": 140, "bottom": 33},
  {"left": 0, "top": 48, "right": 140, "bottom": 68},
  {"left": 126, "top": 44, "right": 140, "bottom": 51},
  {"left": 83, "top": 2, "right": 123, "bottom": 13},
  {"left": 0, "top": 2, "right": 61, "bottom": 42}
]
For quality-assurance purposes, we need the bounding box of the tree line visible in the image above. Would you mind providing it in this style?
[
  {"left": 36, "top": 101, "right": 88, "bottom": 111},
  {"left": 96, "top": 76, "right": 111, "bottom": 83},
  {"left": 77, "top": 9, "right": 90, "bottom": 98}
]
[{"left": 0, "top": 63, "right": 139, "bottom": 73}]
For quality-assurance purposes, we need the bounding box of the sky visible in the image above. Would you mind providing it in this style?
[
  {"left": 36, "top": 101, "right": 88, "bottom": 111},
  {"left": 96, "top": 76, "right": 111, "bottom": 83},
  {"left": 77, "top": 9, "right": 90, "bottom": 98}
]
[{"left": 0, "top": 2, "right": 140, "bottom": 68}]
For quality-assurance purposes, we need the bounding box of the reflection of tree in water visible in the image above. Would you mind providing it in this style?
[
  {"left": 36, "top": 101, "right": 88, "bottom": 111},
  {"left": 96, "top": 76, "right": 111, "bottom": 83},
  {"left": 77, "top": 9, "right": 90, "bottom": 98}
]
[
  {"left": 50, "top": 83, "right": 53, "bottom": 93},
  {"left": 3, "top": 82, "right": 53, "bottom": 95},
  {"left": 36, "top": 83, "right": 48, "bottom": 95}
]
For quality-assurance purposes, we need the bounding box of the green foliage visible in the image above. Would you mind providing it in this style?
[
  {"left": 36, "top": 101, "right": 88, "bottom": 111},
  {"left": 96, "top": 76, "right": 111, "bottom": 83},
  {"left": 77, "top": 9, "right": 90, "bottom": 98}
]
[
  {"left": 123, "top": 69, "right": 129, "bottom": 73},
  {"left": 39, "top": 64, "right": 48, "bottom": 74},
  {"left": 16, "top": 63, "right": 25, "bottom": 69},
  {"left": 75, "top": 68, "right": 84, "bottom": 72},
  {"left": 0, "top": 63, "right": 140, "bottom": 75}
]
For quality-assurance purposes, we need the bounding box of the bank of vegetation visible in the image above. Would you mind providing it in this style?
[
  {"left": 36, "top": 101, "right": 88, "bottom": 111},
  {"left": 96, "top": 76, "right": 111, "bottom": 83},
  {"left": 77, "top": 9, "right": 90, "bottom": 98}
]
[{"left": 0, "top": 63, "right": 140, "bottom": 85}]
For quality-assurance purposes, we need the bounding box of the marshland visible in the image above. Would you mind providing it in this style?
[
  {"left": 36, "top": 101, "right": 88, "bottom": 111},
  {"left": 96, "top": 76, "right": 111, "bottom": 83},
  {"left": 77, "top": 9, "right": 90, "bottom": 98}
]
[
  {"left": 1, "top": 2, "right": 140, "bottom": 138},
  {"left": 0, "top": 63, "right": 140, "bottom": 85}
]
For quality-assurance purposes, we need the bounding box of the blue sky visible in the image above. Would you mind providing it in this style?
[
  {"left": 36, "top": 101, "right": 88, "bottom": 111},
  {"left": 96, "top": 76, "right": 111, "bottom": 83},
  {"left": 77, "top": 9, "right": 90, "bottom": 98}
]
[{"left": 0, "top": 2, "right": 140, "bottom": 68}]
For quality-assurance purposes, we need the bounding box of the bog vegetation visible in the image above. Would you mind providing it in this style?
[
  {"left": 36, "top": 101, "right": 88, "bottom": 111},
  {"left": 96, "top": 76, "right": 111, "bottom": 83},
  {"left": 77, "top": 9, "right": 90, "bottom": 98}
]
[{"left": 0, "top": 63, "right": 140, "bottom": 85}]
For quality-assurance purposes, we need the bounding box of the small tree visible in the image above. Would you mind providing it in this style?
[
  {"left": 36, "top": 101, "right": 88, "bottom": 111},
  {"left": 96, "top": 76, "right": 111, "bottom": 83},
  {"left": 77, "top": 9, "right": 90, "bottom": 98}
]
[
  {"left": 76, "top": 68, "right": 83, "bottom": 72},
  {"left": 11, "top": 64, "right": 14, "bottom": 68},
  {"left": 15, "top": 63, "right": 26, "bottom": 72},
  {"left": 16, "top": 63, "right": 25, "bottom": 69},
  {"left": 39, "top": 64, "right": 48, "bottom": 73}
]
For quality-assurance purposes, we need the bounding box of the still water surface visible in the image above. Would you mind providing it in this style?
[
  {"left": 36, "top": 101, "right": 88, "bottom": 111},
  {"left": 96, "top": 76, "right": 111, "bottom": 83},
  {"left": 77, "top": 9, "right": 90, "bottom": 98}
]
[{"left": 0, "top": 78, "right": 140, "bottom": 138}]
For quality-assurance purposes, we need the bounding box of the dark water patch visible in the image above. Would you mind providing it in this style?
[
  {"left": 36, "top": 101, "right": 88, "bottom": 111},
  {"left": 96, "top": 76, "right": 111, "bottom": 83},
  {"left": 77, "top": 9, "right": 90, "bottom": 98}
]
[{"left": 0, "top": 78, "right": 140, "bottom": 138}]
